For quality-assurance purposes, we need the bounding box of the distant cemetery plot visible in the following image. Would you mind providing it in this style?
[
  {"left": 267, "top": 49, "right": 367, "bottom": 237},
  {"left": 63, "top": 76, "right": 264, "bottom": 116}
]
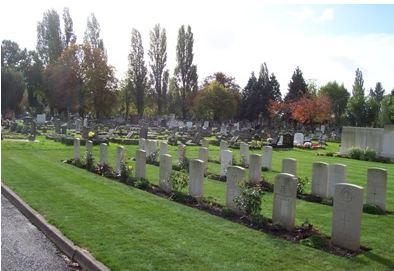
[{"left": 3, "top": 108, "right": 393, "bottom": 260}]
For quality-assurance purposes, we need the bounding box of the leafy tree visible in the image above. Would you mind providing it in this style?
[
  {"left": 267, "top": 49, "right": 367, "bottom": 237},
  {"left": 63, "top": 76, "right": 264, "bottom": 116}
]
[
  {"left": 82, "top": 44, "right": 117, "bottom": 118},
  {"left": 1, "top": 67, "right": 26, "bottom": 114},
  {"left": 128, "top": 29, "right": 148, "bottom": 117},
  {"left": 37, "top": 9, "right": 64, "bottom": 65},
  {"left": 370, "top": 82, "right": 385, "bottom": 104},
  {"left": 174, "top": 25, "right": 198, "bottom": 119},
  {"left": 347, "top": 68, "right": 366, "bottom": 126},
  {"left": 290, "top": 94, "right": 331, "bottom": 128},
  {"left": 148, "top": 24, "right": 168, "bottom": 115},
  {"left": 84, "top": 13, "right": 104, "bottom": 51},
  {"left": 1, "top": 40, "right": 24, "bottom": 67},
  {"left": 365, "top": 95, "right": 380, "bottom": 127},
  {"left": 63, "top": 8, "right": 76, "bottom": 47},
  {"left": 240, "top": 63, "right": 281, "bottom": 121},
  {"left": 379, "top": 92, "right": 394, "bottom": 125},
  {"left": 285, "top": 66, "right": 308, "bottom": 102},
  {"left": 193, "top": 81, "right": 237, "bottom": 121},
  {"left": 167, "top": 76, "right": 182, "bottom": 116},
  {"left": 319, "top": 81, "right": 350, "bottom": 125},
  {"left": 269, "top": 73, "right": 282, "bottom": 102}
]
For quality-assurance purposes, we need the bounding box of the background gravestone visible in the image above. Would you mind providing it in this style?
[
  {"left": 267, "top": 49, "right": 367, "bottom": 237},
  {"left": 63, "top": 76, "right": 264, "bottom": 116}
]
[
  {"left": 328, "top": 164, "right": 347, "bottom": 198},
  {"left": 281, "top": 158, "right": 297, "bottom": 176},
  {"left": 311, "top": 162, "right": 329, "bottom": 198}
]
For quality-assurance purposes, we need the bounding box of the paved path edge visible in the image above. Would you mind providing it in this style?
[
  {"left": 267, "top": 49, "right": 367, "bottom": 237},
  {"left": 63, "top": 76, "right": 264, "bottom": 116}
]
[{"left": 1, "top": 182, "right": 110, "bottom": 271}]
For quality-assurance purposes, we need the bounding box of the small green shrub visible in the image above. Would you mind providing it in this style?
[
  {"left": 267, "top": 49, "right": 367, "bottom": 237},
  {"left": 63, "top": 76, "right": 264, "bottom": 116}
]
[
  {"left": 170, "top": 171, "right": 188, "bottom": 192},
  {"left": 348, "top": 147, "right": 364, "bottom": 160},
  {"left": 147, "top": 151, "right": 159, "bottom": 165},
  {"left": 96, "top": 164, "right": 116, "bottom": 178},
  {"left": 363, "top": 203, "right": 385, "bottom": 215},
  {"left": 364, "top": 147, "right": 377, "bottom": 161},
  {"left": 178, "top": 157, "right": 189, "bottom": 172},
  {"left": 119, "top": 162, "right": 133, "bottom": 183},
  {"left": 300, "top": 235, "right": 328, "bottom": 249},
  {"left": 297, "top": 176, "right": 310, "bottom": 195},
  {"left": 234, "top": 184, "right": 264, "bottom": 217},
  {"left": 134, "top": 178, "right": 150, "bottom": 190}
]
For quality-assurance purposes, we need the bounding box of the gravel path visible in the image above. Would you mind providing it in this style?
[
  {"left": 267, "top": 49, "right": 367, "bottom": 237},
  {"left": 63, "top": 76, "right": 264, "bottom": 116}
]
[{"left": 1, "top": 196, "right": 75, "bottom": 271}]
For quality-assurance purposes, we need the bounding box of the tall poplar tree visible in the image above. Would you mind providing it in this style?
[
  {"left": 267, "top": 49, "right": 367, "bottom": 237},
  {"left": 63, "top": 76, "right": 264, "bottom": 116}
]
[
  {"left": 174, "top": 25, "right": 198, "bottom": 119},
  {"left": 128, "top": 28, "right": 148, "bottom": 117},
  {"left": 149, "top": 24, "right": 168, "bottom": 115},
  {"left": 36, "top": 9, "right": 64, "bottom": 65}
]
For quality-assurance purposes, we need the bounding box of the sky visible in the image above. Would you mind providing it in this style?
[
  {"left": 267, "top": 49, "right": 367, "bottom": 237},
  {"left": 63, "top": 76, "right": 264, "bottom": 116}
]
[{"left": 1, "top": 1, "right": 394, "bottom": 96}]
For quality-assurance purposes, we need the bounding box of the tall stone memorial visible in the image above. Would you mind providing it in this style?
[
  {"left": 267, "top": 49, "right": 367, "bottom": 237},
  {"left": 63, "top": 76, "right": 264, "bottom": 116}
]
[
  {"left": 331, "top": 183, "right": 363, "bottom": 251},
  {"left": 367, "top": 168, "right": 387, "bottom": 211},
  {"left": 272, "top": 173, "right": 298, "bottom": 230}
]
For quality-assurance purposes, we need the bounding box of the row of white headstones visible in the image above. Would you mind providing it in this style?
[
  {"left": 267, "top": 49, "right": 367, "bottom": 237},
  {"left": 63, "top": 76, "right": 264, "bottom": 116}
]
[{"left": 72, "top": 138, "right": 388, "bottom": 251}]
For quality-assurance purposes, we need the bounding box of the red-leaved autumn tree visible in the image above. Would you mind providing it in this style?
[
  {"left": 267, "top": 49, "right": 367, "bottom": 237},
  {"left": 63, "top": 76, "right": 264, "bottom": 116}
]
[{"left": 290, "top": 94, "right": 332, "bottom": 125}]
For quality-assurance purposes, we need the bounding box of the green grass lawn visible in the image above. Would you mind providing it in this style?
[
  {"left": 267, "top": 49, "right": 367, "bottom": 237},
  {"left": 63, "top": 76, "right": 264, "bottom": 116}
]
[{"left": 2, "top": 137, "right": 394, "bottom": 270}]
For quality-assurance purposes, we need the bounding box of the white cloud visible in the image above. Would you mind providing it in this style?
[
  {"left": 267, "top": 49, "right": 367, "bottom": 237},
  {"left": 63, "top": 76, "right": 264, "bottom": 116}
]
[{"left": 289, "top": 7, "right": 335, "bottom": 22}]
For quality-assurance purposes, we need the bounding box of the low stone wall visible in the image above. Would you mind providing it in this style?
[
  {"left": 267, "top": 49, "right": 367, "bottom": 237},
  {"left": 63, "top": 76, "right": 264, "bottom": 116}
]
[{"left": 340, "top": 125, "right": 394, "bottom": 160}]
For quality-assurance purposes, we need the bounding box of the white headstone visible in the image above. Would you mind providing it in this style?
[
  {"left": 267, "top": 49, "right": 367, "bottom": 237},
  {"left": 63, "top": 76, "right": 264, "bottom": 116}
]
[
  {"left": 73, "top": 138, "right": 80, "bottom": 160},
  {"left": 159, "top": 154, "right": 173, "bottom": 193},
  {"left": 226, "top": 166, "right": 246, "bottom": 213},
  {"left": 331, "top": 183, "right": 363, "bottom": 251},
  {"left": 367, "top": 168, "right": 387, "bottom": 211},
  {"left": 36, "top": 113, "right": 46, "bottom": 124},
  {"left": 198, "top": 147, "right": 209, "bottom": 175},
  {"left": 282, "top": 158, "right": 297, "bottom": 176},
  {"left": 203, "top": 121, "right": 209, "bottom": 129},
  {"left": 328, "top": 164, "right": 347, "bottom": 198},
  {"left": 220, "top": 150, "right": 233, "bottom": 177},
  {"left": 115, "top": 146, "right": 125, "bottom": 173},
  {"left": 139, "top": 138, "right": 146, "bottom": 150},
  {"left": 249, "top": 154, "right": 262, "bottom": 184},
  {"left": 201, "top": 138, "right": 209, "bottom": 148},
  {"left": 135, "top": 149, "right": 146, "bottom": 179},
  {"left": 99, "top": 143, "right": 108, "bottom": 165},
  {"left": 177, "top": 144, "right": 186, "bottom": 164},
  {"left": 239, "top": 142, "right": 250, "bottom": 166},
  {"left": 262, "top": 146, "right": 273, "bottom": 170},
  {"left": 86, "top": 140, "right": 93, "bottom": 153},
  {"left": 186, "top": 121, "right": 193, "bottom": 129},
  {"left": 293, "top": 133, "right": 304, "bottom": 146},
  {"left": 311, "top": 162, "right": 329, "bottom": 198},
  {"left": 272, "top": 173, "right": 298, "bottom": 231},
  {"left": 189, "top": 159, "right": 204, "bottom": 199},
  {"left": 219, "top": 140, "right": 229, "bottom": 162},
  {"left": 160, "top": 141, "right": 168, "bottom": 157}
]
